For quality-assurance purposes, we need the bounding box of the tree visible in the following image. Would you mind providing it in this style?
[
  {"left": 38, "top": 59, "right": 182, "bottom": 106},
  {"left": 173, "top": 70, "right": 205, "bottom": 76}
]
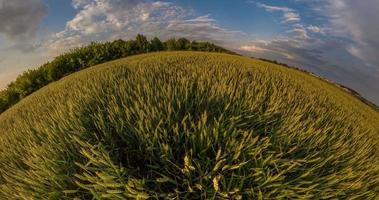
[
  {"left": 0, "top": 36, "right": 235, "bottom": 114},
  {"left": 136, "top": 34, "right": 149, "bottom": 53},
  {"left": 176, "top": 38, "right": 190, "bottom": 50},
  {"left": 165, "top": 38, "right": 177, "bottom": 51},
  {"left": 150, "top": 37, "right": 164, "bottom": 51},
  {"left": 190, "top": 40, "right": 198, "bottom": 50}
]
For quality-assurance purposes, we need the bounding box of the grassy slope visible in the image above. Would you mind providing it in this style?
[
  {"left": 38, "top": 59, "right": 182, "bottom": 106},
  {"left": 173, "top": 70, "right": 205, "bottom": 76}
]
[{"left": 0, "top": 52, "right": 378, "bottom": 199}]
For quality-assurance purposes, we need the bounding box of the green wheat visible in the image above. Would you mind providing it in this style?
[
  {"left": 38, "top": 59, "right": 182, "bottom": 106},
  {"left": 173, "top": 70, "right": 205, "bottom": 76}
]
[{"left": 0, "top": 52, "right": 378, "bottom": 199}]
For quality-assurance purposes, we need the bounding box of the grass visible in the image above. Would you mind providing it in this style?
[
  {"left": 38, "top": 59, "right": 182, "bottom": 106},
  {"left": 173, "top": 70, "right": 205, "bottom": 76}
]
[{"left": 0, "top": 52, "right": 378, "bottom": 199}]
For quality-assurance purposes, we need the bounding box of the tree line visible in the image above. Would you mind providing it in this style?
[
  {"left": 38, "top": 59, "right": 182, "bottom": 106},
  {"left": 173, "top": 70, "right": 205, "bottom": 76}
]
[{"left": 0, "top": 35, "right": 236, "bottom": 113}]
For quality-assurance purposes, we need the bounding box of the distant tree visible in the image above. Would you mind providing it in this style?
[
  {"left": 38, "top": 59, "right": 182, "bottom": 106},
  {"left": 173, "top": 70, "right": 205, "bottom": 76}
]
[
  {"left": 165, "top": 38, "right": 178, "bottom": 51},
  {"left": 1, "top": 88, "right": 19, "bottom": 111},
  {"left": 129, "top": 40, "right": 140, "bottom": 54},
  {"left": 0, "top": 91, "right": 7, "bottom": 113},
  {"left": 176, "top": 38, "right": 191, "bottom": 50},
  {"left": 136, "top": 34, "right": 149, "bottom": 53},
  {"left": 150, "top": 37, "right": 164, "bottom": 51},
  {"left": 190, "top": 40, "right": 198, "bottom": 50},
  {"left": 0, "top": 35, "right": 235, "bottom": 114},
  {"left": 110, "top": 40, "right": 125, "bottom": 58}
]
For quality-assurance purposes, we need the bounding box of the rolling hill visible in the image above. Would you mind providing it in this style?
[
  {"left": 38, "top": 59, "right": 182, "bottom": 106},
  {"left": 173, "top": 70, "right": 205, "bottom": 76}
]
[{"left": 0, "top": 52, "right": 378, "bottom": 199}]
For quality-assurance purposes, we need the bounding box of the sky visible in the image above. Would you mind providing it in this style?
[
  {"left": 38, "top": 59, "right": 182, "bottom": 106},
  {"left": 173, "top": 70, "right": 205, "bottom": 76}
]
[{"left": 0, "top": 0, "right": 378, "bottom": 105}]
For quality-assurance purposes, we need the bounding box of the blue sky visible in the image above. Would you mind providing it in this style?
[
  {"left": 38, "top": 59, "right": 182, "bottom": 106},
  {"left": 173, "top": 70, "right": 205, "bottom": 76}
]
[{"left": 0, "top": 0, "right": 378, "bottom": 105}]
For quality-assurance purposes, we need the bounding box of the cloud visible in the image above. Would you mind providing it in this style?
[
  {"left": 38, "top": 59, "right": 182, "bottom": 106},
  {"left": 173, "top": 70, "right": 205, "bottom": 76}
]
[
  {"left": 293, "top": 0, "right": 379, "bottom": 103},
  {"left": 256, "top": 3, "right": 300, "bottom": 23},
  {"left": 256, "top": 3, "right": 307, "bottom": 39},
  {"left": 239, "top": 34, "right": 379, "bottom": 104},
  {"left": 240, "top": 37, "right": 325, "bottom": 67},
  {"left": 0, "top": 0, "right": 243, "bottom": 90},
  {"left": 282, "top": 12, "right": 300, "bottom": 23},
  {"left": 288, "top": 24, "right": 309, "bottom": 39},
  {"left": 290, "top": 28, "right": 309, "bottom": 39},
  {"left": 323, "top": 0, "right": 379, "bottom": 68},
  {"left": 44, "top": 0, "right": 239, "bottom": 54},
  {"left": 307, "top": 25, "right": 324, "bottom": 34},
  {"left": 256, "top": 3, "right": 293, "bottom": 12},
  {"left": 165, "top": 15, "right": 240, "bottom": 43},
  {"left": 240, "top": 45, "right": 268, "bottom": 53},
  {"left": 71, "top": 0, "right": 93, "bottom": 9},
  {"left": 0, "top": 0, "right": 48, "bottom": 40},
  {"left": 246, "top": 1, "right": 379, "bottom": 104},
  {"left": 255, "top": 2, "right": 305, "bottom": 39}
]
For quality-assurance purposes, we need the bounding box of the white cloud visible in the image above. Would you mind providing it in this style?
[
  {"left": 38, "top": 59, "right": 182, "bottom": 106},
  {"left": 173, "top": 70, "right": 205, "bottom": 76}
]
[
  {"left": 44, "top": 0, "right": 239, "bottom": 54},
  {"left": 243, "top": 0, "right": 379, "bottom": 105},
  {"left": 288, "top": 24, "right": 309, "bottom": 39},
  {"left": 307, "top": 25, "right": 324, "bottom": 34},
  {"left": 71, "top": 0, "right": 92, "bottom": 9},
  {"left": 240, "top": 45, "right": 268, "bottom": 53},
  {"left": 256, "top": 3, "right": 300, "bottom": 24},
  {"left": 255, "top": 3, "right": 307, "bottom": 39},
  {"left": 256, "top": 3, "right": 293, "bottom": 12},
  {"left": 291, "top": 29, "right": 309, "bottom": 39},
  {"left": 1, "top": 0, "right": 244, "bottom": 90},
  {"left": 282, "top": 12, "right": 300, "bottom": 23}
]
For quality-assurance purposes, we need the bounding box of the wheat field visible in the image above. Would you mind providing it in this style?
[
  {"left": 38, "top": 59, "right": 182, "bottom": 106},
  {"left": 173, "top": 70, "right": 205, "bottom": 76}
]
[{"left": 0, "top": 52, "right": 378, "bottom": 199}]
